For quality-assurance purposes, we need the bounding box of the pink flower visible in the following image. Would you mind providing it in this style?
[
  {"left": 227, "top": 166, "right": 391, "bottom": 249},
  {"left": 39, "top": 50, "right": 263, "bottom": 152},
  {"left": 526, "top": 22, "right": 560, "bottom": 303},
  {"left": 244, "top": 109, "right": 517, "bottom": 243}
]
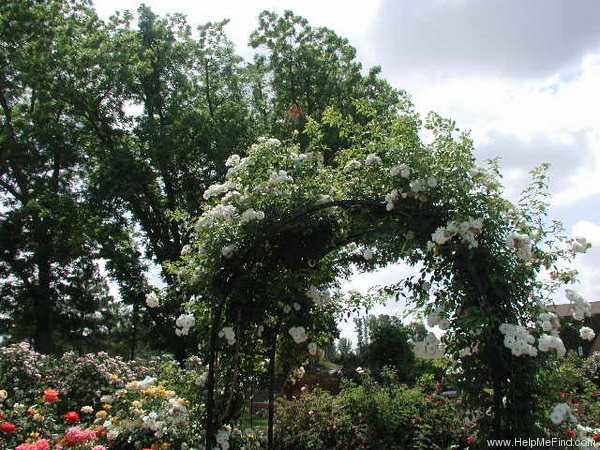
[
  {"left": 308, "top": 410, "right": 315, "bottom": 416},
  {"left": 466, "top": 436, "right": 475, "bottom": 443},
  {"left": 16, "top": 440, "right": 50, "bottom": 450},
  {"left": 63, "top": 426, "right": 96, "bottom": 445},
  {"left": 92, "top": 446, "right": 107, "bottom": 450}
]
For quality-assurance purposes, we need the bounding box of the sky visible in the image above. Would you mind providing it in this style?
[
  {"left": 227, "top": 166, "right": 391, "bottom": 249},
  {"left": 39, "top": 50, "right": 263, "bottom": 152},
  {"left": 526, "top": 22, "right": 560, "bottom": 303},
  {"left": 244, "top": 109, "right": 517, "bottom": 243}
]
[{"left": 94, "top": 0, "right": 600, "bottom": 343}]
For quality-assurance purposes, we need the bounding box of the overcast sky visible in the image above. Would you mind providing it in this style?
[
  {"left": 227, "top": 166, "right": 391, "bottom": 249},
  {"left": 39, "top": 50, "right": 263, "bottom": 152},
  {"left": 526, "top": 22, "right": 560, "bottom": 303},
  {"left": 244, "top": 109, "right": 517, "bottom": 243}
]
[{"left": 94, "top": 0, "right": 600, "bottom": 343}]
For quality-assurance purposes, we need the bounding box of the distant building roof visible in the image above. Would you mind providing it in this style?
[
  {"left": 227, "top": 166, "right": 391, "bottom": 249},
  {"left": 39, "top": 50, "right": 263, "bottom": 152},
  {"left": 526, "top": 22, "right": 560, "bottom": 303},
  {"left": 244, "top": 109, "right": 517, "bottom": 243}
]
[{"left": 548, "top": 301, "right": 600, "bottom": 318}]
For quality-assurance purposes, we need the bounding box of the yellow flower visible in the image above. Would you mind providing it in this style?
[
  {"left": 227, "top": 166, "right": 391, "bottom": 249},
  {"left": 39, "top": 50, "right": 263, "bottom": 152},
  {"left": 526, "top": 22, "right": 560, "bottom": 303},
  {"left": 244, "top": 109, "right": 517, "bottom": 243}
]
[
  {"left": 110, "top": 374, "right": 118, "bottom": 381},
  {"left": 96, "top": 410, "right": 108, "bottom": 419},
  {"left": 112, "top": 418, "right": 121, "bottom": 425},
  {"left": 29, "top": 432, "right": 41, "bottom": 439},
  {"left": 32, "top": 413, "right": 44, "bottom": 422},
  {"left": 103, "top": 404, "right": 112, "bottom": 410},
  {"left": 27, "top": 407, "right": 38, "bottom": 416},
  {"left": 131, "top": 400, "right": 142, "bottom": 408},
  {"left": 161, "top": 444, "right": 172, "bottom": 449},
  {"left": 0, "top": 389, "right": 8, "bottom": 401}
]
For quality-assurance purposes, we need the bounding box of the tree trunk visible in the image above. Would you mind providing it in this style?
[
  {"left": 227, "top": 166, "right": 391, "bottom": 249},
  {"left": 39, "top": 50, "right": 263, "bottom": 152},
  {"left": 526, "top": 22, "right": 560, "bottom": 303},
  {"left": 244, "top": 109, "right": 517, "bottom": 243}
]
[
  {"left": 205, "top": 296, "right": 226, "bottom": 449},
  {"left": 267, "top": 332, "right": 278, "bottom": 450},
  {"left": 33, "top": 248, "right": 54, "bottom": 354}
]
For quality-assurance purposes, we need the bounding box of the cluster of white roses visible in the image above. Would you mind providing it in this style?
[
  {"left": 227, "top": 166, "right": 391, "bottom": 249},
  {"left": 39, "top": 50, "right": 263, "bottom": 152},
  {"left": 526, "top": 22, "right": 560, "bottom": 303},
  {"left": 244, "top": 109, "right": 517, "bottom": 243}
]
[
  {"left": 203, "top": 180, "right": 239, "bottom": 200},
  {"left": 240, "top": 208, "right": 265, "bottom": 224},
  {"left": 175, "top": 313, "right": 196, "bottom": 336},
  {"left": 566, "top": 289, "right": 592, "bottom": 321},
  {"left": 549, "top": 403, "right": 576, "bottom": 425},
  {"left": 305, "top": 285, "right": 331, "bottom": 306},
  {"left": 499, "top": 323, "right": 538, "bottom": 357},
  {"left": 429, "top": 217, "right": 484, "bottom": 249},
  {"left": 283, "top": 302, "right": 302, "bottom": 314},
  {"left": 268, "top": 170, "right": 294, "bottom": 187},
  {"left": 216, "top": 427, "right": 231, "bottom": 450},
  {"left": 579, "top": 326, "right": 595, "bottom": 341},
  {"left": 506, "top": 232, "right": 532, "bottom": 261},
  {"left": 538, "top": 334, "right": 566, "bottom": 358},
  {"left": 195, "top": 204, "right": 238, "bottom": 229},
  {"left": 538, "top": 312, "right": 560, "bottom": 333},
  {"left": 219, "top": 327, "right": 236, "bottom": 346},
  {"left": 499, "top": 321, "right": 569, "bottom": 359},
  {"left": 426, "top": 306, "right": 450, "bottom": 330},
  {"left": 221, "top": 243, "right": 238, "bottom": 259},
  {"left": 569, "top": 236, "right": 592, "bottom": 254}
]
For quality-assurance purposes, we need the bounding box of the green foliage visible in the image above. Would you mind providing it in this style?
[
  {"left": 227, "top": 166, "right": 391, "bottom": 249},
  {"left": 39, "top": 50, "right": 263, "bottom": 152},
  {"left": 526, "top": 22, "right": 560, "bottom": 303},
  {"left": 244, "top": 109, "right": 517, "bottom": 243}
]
[{"left": 275, "top": 374, "right": 471, "bottom": 450}]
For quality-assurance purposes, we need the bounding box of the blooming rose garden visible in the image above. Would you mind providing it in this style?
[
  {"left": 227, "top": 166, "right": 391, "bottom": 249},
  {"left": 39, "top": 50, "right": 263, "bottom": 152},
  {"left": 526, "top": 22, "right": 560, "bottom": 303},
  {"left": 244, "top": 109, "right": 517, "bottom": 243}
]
[{"left": 1, "top": 2, "right": 599, "bottom": 450}]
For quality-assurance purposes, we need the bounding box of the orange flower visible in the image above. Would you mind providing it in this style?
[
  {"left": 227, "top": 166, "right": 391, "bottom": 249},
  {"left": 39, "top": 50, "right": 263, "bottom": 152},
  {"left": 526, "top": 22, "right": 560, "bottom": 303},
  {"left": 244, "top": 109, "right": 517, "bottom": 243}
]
[
  {"left": 64, "top": 411, "right": 80, "bottom": 424},
  {"left": 43, "top": 389, "right": 59, "bottom": 403}
]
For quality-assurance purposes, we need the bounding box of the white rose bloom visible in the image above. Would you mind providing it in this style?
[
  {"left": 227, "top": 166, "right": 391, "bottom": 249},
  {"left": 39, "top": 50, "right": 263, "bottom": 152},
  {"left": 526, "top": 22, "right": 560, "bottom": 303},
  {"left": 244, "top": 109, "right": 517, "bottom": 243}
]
[
  {"left": 218, "top": 327, "right": 236, "bottom": 346},
  {"left": 306, "top": 286, "right": 331, "bottom": 306},
  {"left": 571, "top": 236, "right": 591, "bottom": 254},
  {"left": 538, "top": 334, "right": 566, "bottom": 358},
  {"left": 308, "top": 342, "right": 318, "bottom": 355},
  {"left": 240, "top": 208, "right": 265, "bottom": 224},
  {"left": 365, "top": 153, "right": 382, "bottom": 166},
  {"left": 390, "top": 164, "right": 410, "bottom": 178},
  {"left": 385, "top": 189, "right": 399, "bottom": 211},
  {"left": 506, "top": 233, "right": 532, "bottom": 261},
  {"left": 579, "top": 326, "right": 595, "bottom": 341},
  {"left": 549, "top": 403, "right": 575, "bottom": 425},
  {"left": 426, "top": 176, "right": 437, "bottom": 188},
  {"left": 175, "top": 313, "right": 196, "bottom": 336},
  {"left": 225, "top": 154, "right": 240, "bottom": 167},
  {"left": 362, "top": 248, "right": 374, "bottom": 260},
  {"left": 566, "top": 289, "right": 591, "bottom": 321},
  {"left": 499, "top": 323, "right": 537, "bottom": 357},
  {"left": 221, "top": 244, "right": 238, "bottom": 259},
  {"left": 137, "top": 376, "right": 157, "bottom": 390},
  {"left": 288, "top": 326, "right": 307, "bottom": 343},
  {"left": 283, "top": 305, "right": 291, "bottom": 314},
  {"left": 293, "top": 302, "right": 301, "bottom": 311},
  {"left": 426, "top": 306, "right": 450, "bottom": 330},
  {"left": 146, "top": 292, "right": 160, "bottom": 308}
]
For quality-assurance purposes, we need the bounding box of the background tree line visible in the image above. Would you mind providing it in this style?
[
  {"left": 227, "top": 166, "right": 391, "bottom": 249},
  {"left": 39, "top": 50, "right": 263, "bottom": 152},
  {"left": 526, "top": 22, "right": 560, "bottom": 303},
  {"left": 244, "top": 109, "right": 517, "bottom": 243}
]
[{"left": 0, "top": 0, "right": 403, "bottom": 358}]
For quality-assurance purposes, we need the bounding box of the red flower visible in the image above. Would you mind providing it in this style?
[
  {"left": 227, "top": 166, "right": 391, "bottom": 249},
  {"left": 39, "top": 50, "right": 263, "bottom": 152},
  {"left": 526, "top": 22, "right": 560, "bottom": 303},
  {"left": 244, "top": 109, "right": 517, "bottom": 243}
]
[
  {"left": 593, "top": 434, "right": 600, "bottom": 442},
  {"left": 95, "top": 426, "right": 106, "bottom": 437},
  {"left": 566, "top": 428, "right": 575, "bottom": 438},
  {"left": 64, "top": 411, "right": 80, "bottom": 424},
  {"left": 436, "top": 400, "right": 445, "bottom": 406},
  {"left": 466, "top": 436, "right": 475, "bottom": 443},
  {"left": 43, "top": 389, "right": 59, "bottom": 403},
  {"left": 1, "top": 422, "right": 17, "bottom": 433}
]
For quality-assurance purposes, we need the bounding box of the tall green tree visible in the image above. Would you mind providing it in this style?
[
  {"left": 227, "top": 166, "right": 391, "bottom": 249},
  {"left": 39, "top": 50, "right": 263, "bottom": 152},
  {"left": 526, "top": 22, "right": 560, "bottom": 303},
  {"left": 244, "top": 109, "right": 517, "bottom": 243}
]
[{"left": 0, "top": 0, "right": 113, "bottom": 353}]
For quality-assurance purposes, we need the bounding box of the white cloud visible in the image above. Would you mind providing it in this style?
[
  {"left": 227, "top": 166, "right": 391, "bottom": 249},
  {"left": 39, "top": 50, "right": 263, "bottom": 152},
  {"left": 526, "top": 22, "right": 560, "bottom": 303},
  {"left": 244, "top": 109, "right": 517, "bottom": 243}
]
[{"left": 572, "top": 220, "right": 600, "bottom": 245}]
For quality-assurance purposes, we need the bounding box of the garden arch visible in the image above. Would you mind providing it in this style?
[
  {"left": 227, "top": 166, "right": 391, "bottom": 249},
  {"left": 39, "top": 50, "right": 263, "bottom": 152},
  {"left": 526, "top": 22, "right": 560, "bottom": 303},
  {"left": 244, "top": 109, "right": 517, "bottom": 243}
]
[{"left": 177, "top": 113, "right": 572, "bottom": 448}]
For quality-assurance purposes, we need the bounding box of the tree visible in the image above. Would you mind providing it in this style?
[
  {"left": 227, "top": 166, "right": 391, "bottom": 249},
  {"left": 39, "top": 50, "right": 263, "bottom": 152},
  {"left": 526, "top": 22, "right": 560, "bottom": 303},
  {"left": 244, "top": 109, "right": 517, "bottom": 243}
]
[
  {"left": 362, "top": 315, "right": 416, "bottom": 380},
  {"left": 0, "top": 0, "right": 115, "bottom": 353}
]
